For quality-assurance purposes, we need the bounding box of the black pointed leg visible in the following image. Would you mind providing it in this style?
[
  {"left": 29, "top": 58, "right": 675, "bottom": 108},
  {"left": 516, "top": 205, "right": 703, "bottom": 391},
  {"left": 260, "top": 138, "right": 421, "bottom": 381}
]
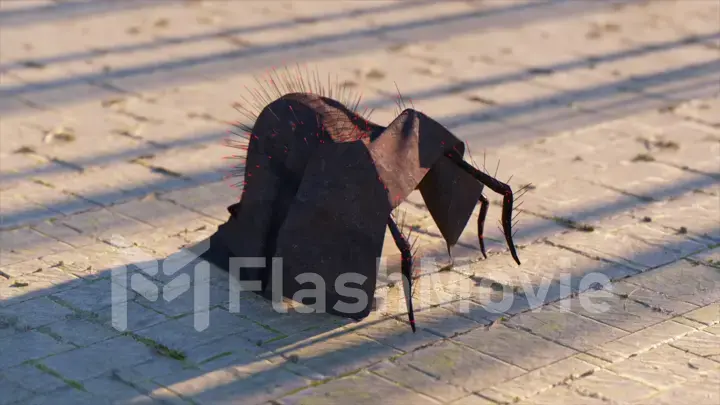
[
  {"left": 448, "top": 153, "right": 521, "bottom": 265},
  {"left": 387, "top": 217, "right": 416, "bottom": 332},
  {"left": 478, "top": 193, "right": 489, "bottom": 259}
]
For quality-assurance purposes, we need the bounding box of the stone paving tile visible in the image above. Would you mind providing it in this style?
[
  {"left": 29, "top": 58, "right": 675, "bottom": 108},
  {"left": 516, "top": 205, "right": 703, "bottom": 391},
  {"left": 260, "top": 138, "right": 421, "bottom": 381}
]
[
  {"left": 39, "top": 335, "right": 156, "bottom": 382},
  {"left": 368, "top": 360, "right": 468, "bottom": 403},
  {"left": 51, "top": 277, "right": 136, "bottom": 313},
  {"left": 109, "top": 356, "right": 189, "bottom": 386},
  {"left": 688, "top": 246, "right": 720, "bottom": 268},
  {"left": 633, "top": 376, "right": 720, "bottom": 405},
  {"left": 624, "top": 259, "right": 720, "bottom": 306},
  {"left": 396, "top": 340, "right": 525, "bottom": 392},
  {"left": 110, "top": 195, "right": 218, "bottom": 236},
  {"left": 674, "top": 98, "right": 720, "bottom": 126},
  {"left": 479, "top": 356, "right": 597, "bottom": 403},
  {"left": 56, "top": 208, "right": 154, "bottom": 242},
  {"left": 625, "top": 191, "right": 720, "bottom": 243},
  {"left": 608, "top": 281, "right": 699, "bottom": 319},
  {"left": 681, "top": 303, "right": 720, "bottom": 326},
  {"left": 0, "top": 378, "right": 35, "bottom": 405},
  {"left": 280, "top": 331, "right": 400, "bottom": 378},
  {"left": 515, "top": 384, "right": 608, "bottom": 405},
  {"left": 133, "top": 308, "right": 274, "bottom": 353},
  {"left": 0, "top": 227, "right": 71, "bottom": 266},
  {"left": 277, "top": 370, "right": 436, "bottom": 405},
  {"left": 0, "top": 362, "right": 68, "bottom": 394},
  {"left": 411, "top": 305, "right": 485, "bottom": 338},
  {"left": 448, "top": 395, "right": 497, "bottom": 405},
  {"left": 608, "top": 344, "right": 720, "bottom": 389},
  {"left": 31, "top": 220, "right": 97, "bottom": 248},
  {"left": 43, "top": 316, "right": 122, "bottom": 347},
  {"left": 569, "top": 368, "right": 659, "bottom": 403},
  {"left": 0, "top": 330, "right": 75, "bottom": 370},
  {"left": 562, "top": 289, "right": 684, "bottom": 333},
  {"left": 507, "top": 303, "right": 628, "bottom": 352},
  {"left": 151, "top": 359, "right": 307, "bottom": 405},
  {"left": 0, "top": 296, "right": 73, "bottom": 330},
  {"left": 669, "top": 330, "right": 720, "bottom": 361},
  {"left": 454, "top": 324, "right": 577, "bottom": 371},
  {"left": 0, "top": 266, "right": 83, "bottom": 306},
  {"left": 347, "top": 317, "right": 442, "bottom": 353},
  {"left": 82, "top": 375, "right": 155, "bottom": 404},
  {"left": 587, "top": 320, "right": 696, "bottom": 363},
  {"left": 548, "top": 222, "right": 709, "bottom": 271},
  {"left": 20, "top": 386, "right": 105, "bottom": 405}
]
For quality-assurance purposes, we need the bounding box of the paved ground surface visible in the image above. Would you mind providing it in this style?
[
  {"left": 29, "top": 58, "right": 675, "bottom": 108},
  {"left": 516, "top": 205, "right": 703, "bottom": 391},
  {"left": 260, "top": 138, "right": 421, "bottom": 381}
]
[{"left": 1, "top": 0, "right": 719, "bottom": 404}]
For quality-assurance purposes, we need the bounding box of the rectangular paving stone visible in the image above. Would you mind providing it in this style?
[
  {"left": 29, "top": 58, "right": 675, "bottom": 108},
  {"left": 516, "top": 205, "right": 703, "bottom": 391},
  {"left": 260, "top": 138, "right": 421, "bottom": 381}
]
[
  {"left": 682, "top": 303, "right": 720, "bottom": 326},
  {"left": 564, "top": 289, "right": 682, "bottom": 333},
  {"left": 516, "top": 384, "right": 608, "bottom": 405},
  {"left": 183, "top": 332, "right": 267, "bottom": 366},
  {"left": 369, "top": 360, "right": 468, "bottom": 403},
  {"left": 20, "top": 386, "right": 101, "bottom": 405},
  {"left": 52, "top": 277, "right": 137, "bottom": 313},
  {"left": 625, "top": 260, "right": 720, "bottom": 306},
  {"left": 57, "top": 208, "right": 154, "bottom": 242},
  {"left": 5, "top": 180, "right": 98, "bottom": 218},
  {"left": 349, "top": 317, "right": 442, "bottom": 353},
  {"left": 0, "top": 267, "right": 83, "bottom": 306},
  {"left": 31, "top": 220, "right": 97, "bottom": 248},
  {"left": 396, "top": 340, "right": 525, "bottom": 391},
  {"left": 633, "top": 378, "right": 720, "bottom": 405},
  {"left": 627, "top": 191, "right": 719, "bottom": 242},
  {"left": 0, "top": 377, "right": 35, "bottom": 405},
  {"left": 689, "top": 247, "right": 720, "bottom": 268},
  {"left": 1, "top": 296, "right": 74, "bottom": 330},
  {"left": 669, "top": 330, "right": 720, "bottom": 360},
  {"left": 448, "top": 395, "right": 497, "bottom": 405},
  {"left": 0, "top": 227, "right": 71, "bottom": 266},
  {"left": 588, "top": 320, "right": 696, "bottom": 363},
  {"left": 44, "top": 316, "right": 122, "bottom": 347},
  {"left": 192, "top": 365, "right": 309, "bottom": 405},
  {"left": 506, "top": 305, "right": 628, "bottom": 351},
  {"left": 82, "top": 375, "right": 155, "bottom": 404},
  {"left": 609, "top": 281, "right": 699, "bottom": 319},
  {"left": 569, "top": 368, "right": 658, "bottom": 403},
  {"left": 412, "top": 306, "right": 484, "bottom": 338},
  {"left": 133, "top": 308, "right": 267, "bottom": 352},
  {"left": 548, "top": 224, "right": 708, "bottom": 271},
  {"left": 453, "top": 324, "right": 577, "bottom": 370},
  {"left": 277, "top": 370, "right": 437, "bottom": 405},
  {"left": 484, "top": 356, "right": 597, "bottom": 402},
  {"left": 0, "top": 362, "right": 67, "bottom": 394},
  {"left": 0, "top": 330, "right": 75, "bottom": 369},
  {"left": 109, "top": 356, "right": 189, "bottom": 385},
  {"left": 39, "top": 335, "right": 155, "bottom": 382},
  {"left": 110, "top": 195, "right": 217, "bottom": 235},
  {"left": 0, "top": 258, "right": 46, "bottom": 278},
  {"left": 283, "top": 332, "right": 400, "bottom": 378},
  {"left": 608, "top": 344, "right": 720, "bottom": 389}
]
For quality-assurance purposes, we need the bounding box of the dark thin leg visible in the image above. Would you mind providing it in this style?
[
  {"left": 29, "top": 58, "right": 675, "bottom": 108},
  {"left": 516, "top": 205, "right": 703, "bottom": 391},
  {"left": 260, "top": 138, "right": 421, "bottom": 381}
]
[
  {"left": 387, "top": 217, "right": 416, "bottom": 333},
  {"left": 448, "top": 153, "right": 521, "bottom": 265},
  {"left": 478, "top": 193, "right": 489, "bottom": 259}
]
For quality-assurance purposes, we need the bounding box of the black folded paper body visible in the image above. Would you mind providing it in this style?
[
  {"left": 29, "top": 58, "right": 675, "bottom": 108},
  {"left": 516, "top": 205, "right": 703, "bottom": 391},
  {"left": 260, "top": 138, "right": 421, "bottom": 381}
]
[{"left": 202, "top": 92, "right": 482, "bottom": 321}]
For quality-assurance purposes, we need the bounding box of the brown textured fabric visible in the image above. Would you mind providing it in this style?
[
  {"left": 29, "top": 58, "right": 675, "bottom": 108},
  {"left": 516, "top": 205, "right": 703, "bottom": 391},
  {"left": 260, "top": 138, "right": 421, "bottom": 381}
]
[{"left": 205, "top": 92, "right": 482, "bottom": 319}]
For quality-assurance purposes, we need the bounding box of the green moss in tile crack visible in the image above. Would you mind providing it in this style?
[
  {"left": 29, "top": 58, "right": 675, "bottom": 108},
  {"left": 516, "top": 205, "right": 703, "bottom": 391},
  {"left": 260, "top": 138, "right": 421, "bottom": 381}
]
[
  {"left": 123, "top": 332, "right": 186, "bottom": 361},
  {"left": 34, "top": 363, "right": 86, "bottom": 392}
]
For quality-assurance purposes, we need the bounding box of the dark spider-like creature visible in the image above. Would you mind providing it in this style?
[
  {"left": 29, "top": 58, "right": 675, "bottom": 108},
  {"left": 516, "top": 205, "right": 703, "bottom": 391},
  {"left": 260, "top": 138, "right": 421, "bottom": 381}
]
[{"left": 203, "top": 66, "right": 524, "bottom": 332}]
